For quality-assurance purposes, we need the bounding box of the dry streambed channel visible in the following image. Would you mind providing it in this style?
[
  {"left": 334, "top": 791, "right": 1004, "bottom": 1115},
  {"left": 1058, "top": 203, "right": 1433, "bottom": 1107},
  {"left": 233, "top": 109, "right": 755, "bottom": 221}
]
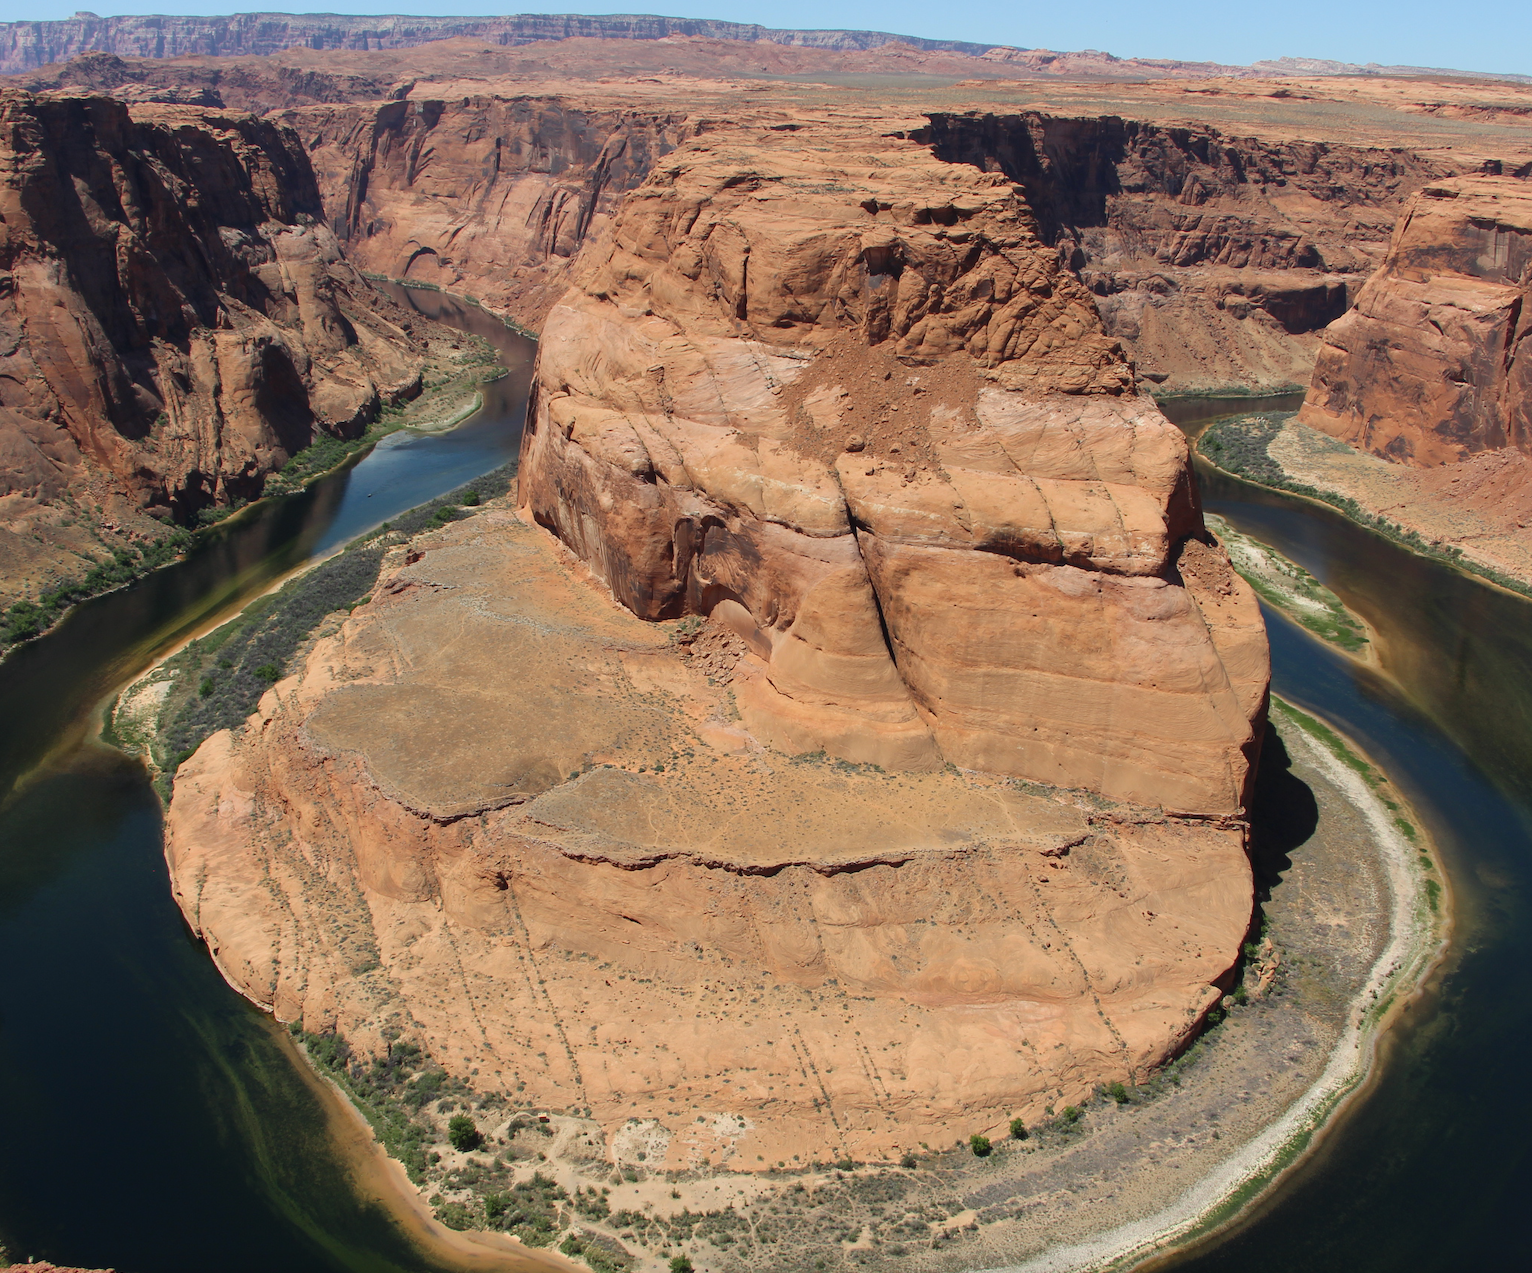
[{"left": 0, "top": 353, "right": 1512, "bottom": 1273}]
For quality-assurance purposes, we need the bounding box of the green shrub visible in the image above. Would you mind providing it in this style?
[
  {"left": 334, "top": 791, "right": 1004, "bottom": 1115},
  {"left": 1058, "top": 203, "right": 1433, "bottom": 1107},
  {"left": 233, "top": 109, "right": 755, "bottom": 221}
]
[
  {"left": 969, "top": 1134, "right": 992, "bottom": 1157},
  {"left": 1009, "top": 1117, "right": 1028, "bottom": 1140},
  {"left": 669, "top": 1258, "right": 694, "bottom": 1273},
  {"left": 1, "top": 526, "right": 194, "bottom": 650},
  {"left": 161, "top": 543, "right": 385, "bottom": 762},
  {"left": 461, "top": 490, "right": 481, "bottom": 506},
  {"left": 448, "top": 1114, "right": 482, "bottom": 1152},
  {"left": 435, "top": 1200, "right": 475, "bottom": 1230},
  {"left": 1106, "top": 1081, "right": 1129, "bottom": 1105},
  {"left": 1061, "top": 1105, "right": 1081, "bottom": 1125}
]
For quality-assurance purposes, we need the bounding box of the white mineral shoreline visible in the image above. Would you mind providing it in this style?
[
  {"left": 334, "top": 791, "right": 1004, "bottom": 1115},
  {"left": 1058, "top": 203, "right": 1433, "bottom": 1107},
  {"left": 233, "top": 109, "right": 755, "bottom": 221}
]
[{"left": 994, "top": 702, "right": 1450, "bottom": 1273}]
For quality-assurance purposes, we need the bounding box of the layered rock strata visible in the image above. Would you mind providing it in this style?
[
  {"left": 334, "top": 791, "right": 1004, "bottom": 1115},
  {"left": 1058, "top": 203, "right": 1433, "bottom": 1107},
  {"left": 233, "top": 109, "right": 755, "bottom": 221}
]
[
  {"left": 0, "top": 90, "right": 441, "bottom": 520},
  {"left": 0, "top": 89, "right": 461, "bottom": 605},
  {"left": 520, "top": 117, "right": 1269, "bottom": 814},
  {"left": 15, "top": 48, "right": 1520, "bottom": 398},
  {"left": 1300, "top": 176, "right": 1531, "bottom": 464},
  {"left": 918, "top": 113, "right": 1451, "bottom": 393},
  {"left": 167, "top": 507, "right": 1254, "bottom": 1166},
  {"left": 287, "top": 96, "right": 690, "bottom": 324}
]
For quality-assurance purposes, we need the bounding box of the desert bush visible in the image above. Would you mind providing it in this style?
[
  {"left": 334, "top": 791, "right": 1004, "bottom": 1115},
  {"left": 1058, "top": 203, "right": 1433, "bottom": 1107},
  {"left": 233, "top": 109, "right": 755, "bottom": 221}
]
[
  {"left": 448, "top": 1114, "right": 482, "bottom": 1152},
  {"left": 2, "top": 527, "right": 193, "bottom": 650},
  {"left": 161, "top": 543, "right": 385, "bottom": 761}
]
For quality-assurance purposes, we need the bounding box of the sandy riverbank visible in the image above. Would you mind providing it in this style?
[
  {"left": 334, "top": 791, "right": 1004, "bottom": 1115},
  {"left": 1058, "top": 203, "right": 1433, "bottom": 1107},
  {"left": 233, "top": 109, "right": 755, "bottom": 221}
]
[
  {"left": 1205, "top": 514, "right": 1376, "bottom": 663},
  {"left": 1198, "top": 413, "right": 1532, "bottom": 599}
]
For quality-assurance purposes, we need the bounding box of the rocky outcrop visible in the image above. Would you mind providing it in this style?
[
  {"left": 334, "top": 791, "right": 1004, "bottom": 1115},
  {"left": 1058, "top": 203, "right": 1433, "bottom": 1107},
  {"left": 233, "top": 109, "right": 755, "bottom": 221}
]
[
  {"left": 918, "top": 112, "right": 1451, "bottom": 393},
  {"left": 161, "top": 103, "right": 1268, "bottom": 1172},
  {"left": 0, "top": 90, "right": 450, "bottom": 521},
  {"left": 1300, "top": 176, "right": 1531, "bottom": 464},
  {"left": 520, "top": 116, "right": 1269, "bottom": 814},
  {"left": 284, "top": 96, "right": 689, "bottom": 325},
  {"left": 165, "top": 505, "right": 1254, "bottom": 1167}
]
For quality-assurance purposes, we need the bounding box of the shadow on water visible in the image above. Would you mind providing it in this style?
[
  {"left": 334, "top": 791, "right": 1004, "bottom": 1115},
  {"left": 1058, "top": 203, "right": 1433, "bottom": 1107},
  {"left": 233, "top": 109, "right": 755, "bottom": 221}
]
[
  {"left": 1144, "top": 399, "right": 1532, "bottom": 1271},
  {"left": 0, "top": 287, "right": 539, "bottom": 1271}
]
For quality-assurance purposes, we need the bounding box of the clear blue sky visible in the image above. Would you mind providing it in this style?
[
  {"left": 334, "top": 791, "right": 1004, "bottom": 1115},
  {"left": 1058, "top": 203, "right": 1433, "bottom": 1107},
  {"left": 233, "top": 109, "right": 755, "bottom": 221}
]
[{"left": 4, "top": 3, "right": 1529, "bottom": 78}]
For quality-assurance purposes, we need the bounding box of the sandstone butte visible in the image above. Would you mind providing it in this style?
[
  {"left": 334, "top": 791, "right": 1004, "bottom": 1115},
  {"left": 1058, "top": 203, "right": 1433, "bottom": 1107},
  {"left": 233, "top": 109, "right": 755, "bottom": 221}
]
[
  {"left": 0, "top": 87, "right": 461, "bottom": 608},
  {"left": 165, "top": 110, "right": 1271, "bottom": 1167}
]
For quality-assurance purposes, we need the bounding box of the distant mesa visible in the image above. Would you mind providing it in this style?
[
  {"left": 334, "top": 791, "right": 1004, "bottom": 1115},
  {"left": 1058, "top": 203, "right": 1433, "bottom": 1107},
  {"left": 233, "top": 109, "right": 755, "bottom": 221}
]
[{"left": 0, "top": 11, "right": 1527, "bottom": 83}]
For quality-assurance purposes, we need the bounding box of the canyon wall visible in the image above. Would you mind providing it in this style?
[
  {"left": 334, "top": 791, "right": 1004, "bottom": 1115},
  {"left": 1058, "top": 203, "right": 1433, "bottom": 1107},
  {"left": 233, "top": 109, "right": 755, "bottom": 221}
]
[
  {"left": 283, "top": 95, "right": 690, "bottom": 325},
  {"left": 919, "top": 113, "right": 1451, "bottom": 393},
  {"left": 0, "top": 89, "right": 442, "bottom": 524},
  {"left": 519, "top": 113, "right": 1269, "bottom": 814},
  {"left": 281, "top": 93, "right": 1457, "bottom": 389},
  {"left": 8, "top": 53, "right": 1495, "bottom": 395},
  {"left": 1300, "top": 175, "right": 1531, "bottom": 464}
]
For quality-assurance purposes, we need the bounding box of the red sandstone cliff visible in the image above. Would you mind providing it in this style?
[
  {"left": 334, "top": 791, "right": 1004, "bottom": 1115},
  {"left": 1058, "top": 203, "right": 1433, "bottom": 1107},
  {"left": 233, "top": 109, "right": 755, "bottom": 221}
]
[
  {"left": 285, "top": 94, "right": 690, "bottom": 325},
  {"left": 518, "top": 113, "right": 1269, "bottom": 814},
  {"left": 0, "top": 91, "right": 447, "bottom": 517},
  {"left": 12, "top": 48, "right": 1512, "bottom": 400},
  {"left": 1300, "top": 176, "right": 1531, "bottom": 464}
]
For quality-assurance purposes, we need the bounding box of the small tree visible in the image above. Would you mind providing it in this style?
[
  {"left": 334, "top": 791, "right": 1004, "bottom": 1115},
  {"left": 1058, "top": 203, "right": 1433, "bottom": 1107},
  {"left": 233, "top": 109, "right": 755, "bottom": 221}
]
[
  {"left": 969, "top": 1134, "right": 992, "bottom": 1158},
  {"left": 1106, "top": 1081, "right": 1129, "bottom": 1105},
  {"left": 447, "top": 1113, "right": 481, "bottom": 1151},
  {"left": 670, "top": 1257, "right": 694, "bottom": 1273},
  {"left": 1009, "top": 1117, "right": 1028, "bottom": 1141}
]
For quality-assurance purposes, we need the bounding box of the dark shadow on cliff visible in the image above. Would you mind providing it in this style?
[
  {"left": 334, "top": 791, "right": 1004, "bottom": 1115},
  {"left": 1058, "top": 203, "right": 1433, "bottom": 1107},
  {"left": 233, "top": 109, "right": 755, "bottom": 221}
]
[{"left": 1247, "top": 720, "right": 1319, "bottom": 905}]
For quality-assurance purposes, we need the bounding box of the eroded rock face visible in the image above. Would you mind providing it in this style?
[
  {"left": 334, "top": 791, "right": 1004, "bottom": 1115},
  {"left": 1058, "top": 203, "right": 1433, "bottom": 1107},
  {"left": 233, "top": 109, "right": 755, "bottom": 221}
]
[
  {"left": 163, "top": 106, "right": 1267, "bottom": 1173},
  {"left": 918, "top": 112, "right": 1450, "bottom": 394},
  {"left": 285, "top": 96, "right": 690, "bottom": 326},
  {"left": 166, "top": 509, "right": 1253, "bottom": 1166},
  {"left": 0, "top": 90, "right": 436, "bottom": 522},
  {"left": 520, "top": 118, "right": 1268, "bottom": 814},
  {"left": 1300, "top": 176, "right": 1532, "bottom": 464}
]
